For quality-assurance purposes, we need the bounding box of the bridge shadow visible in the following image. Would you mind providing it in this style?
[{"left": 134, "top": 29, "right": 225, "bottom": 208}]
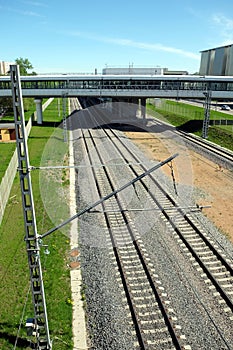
[
  {"left": 177, "top": 120, "right": 203, "bottom": 133},
  {"left": 65, "top": 105, "right": 176, "bottom": 136}
]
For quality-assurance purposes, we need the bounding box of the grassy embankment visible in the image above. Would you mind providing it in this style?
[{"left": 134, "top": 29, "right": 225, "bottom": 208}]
[
  {"left": 147, "top": 100, "right": 233, "bottom": 151},
  {"left": 0, "top": 99, "right": 40, "bottom": 182},
  {"left": 0, "top": 99, "right": 73, "bottom": 349}
]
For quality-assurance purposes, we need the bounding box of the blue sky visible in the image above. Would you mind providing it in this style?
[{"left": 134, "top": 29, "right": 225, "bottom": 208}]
[{"left": 1, "top": 0, "right": 233, "bottom": 74}]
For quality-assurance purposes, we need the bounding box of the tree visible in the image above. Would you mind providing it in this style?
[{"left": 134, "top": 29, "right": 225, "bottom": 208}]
[
  {"left": 15, "top": 57, "right": 35, "bottom": 75},
  {"left": 0, "top": 97, "right": 13, "bottom": 115},
  {"left": 14, "top": 58, "right": 36, "bottom": 112}
]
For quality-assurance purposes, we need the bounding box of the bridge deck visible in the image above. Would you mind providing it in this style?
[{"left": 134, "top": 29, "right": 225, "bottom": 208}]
[{"left": 1, "top": 74, "right": 233, "bottom": 99}]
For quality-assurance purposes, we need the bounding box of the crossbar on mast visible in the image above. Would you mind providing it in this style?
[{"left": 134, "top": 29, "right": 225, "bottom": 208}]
[{"left": 40, "top": 153, "right": 178, "bottom": 240}]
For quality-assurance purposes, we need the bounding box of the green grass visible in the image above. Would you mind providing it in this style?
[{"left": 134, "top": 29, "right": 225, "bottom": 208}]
[
  {"left": 147, "top": 100, "right": 233, "bottom": 151},
  {"left": 0, "top": 98, "right": 73, "bottom": 349},
  {"left": 0, "top": 98, "right": 37, "bottom": 123},
  {"left": 0, "top": 143, "right": 16, "bottom": 181},
  {"left": 158, "top": 99, "right": 233, "bottom": 120},
  {"left": 0, "top": 98, "right": 42, "bottom": 182}
]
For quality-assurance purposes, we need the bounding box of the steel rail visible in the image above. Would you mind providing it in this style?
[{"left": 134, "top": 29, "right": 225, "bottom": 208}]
[
  {"left": 87, "top": 128, "right": 188, "bottom": 349},
  {"left": 177, "top": 129, "right": 233, "bottom": 163},
  {"left": 79, "top": 125, "right": 188, "bottom": 349},
  {"left": 105, "top": 127, "right": 233, "bottom": 312},
  {"left": 150, "top": 116, "right": 233, "bottom": 164}
]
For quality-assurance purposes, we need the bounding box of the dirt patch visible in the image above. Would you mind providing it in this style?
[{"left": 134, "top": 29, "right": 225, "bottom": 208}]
[{"left": 125, "top": 131, "right": 233, "bottom": 243}]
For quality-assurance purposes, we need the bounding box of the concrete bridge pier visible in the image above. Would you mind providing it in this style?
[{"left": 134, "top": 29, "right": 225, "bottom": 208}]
[
  {"left": 34, "top": 98, "right": 43, "bottom": 124},
  {"left": 141, "top": 98, "right": 146, "bottom": 123},
  {"left": 130, "top": 98, "right": 139, "bottom": 118},
  {"left": 111, "top": 97, "right": 146, "bottom": 124},
  {"left": 112, "top": 98, "right": 120, "bottom": 118},
  {"left": 128, "top": 98, "right": 147, "bottom": 121}
]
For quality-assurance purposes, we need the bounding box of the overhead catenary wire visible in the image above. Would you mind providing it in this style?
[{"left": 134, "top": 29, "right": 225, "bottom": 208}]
[
  {"left": 30, "top": 161, "right": 151, "bottom": 170},
  {"left": 90, "top": 204, "right": 211, "bottom": 214},
  {"left": 40, "top": 153, "right": 179, "bottom": 240}
]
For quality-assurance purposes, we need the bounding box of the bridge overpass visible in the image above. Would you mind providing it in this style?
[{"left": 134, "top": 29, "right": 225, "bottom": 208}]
[
  {"left": 1, "top": 74, "right": 233, "bottom": 99},
  {"left": 1, "top": 73, "right": 233, "bottom": 125}
]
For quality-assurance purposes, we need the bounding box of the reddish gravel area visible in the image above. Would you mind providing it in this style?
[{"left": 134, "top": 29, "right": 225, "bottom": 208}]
[{"left": 124, "top": 131, "right": 233, "bottom": 243}]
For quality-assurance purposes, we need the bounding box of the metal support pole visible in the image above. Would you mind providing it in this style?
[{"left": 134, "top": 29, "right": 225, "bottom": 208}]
[
  {"left": 62, "top": 93, "right": 68, "bottom": 142},
  {"left": 10, "top": 65, "right": 52, "bottom": 350},
  {"left": 202, "top": 88, "right": 212, "bottom": 139}
]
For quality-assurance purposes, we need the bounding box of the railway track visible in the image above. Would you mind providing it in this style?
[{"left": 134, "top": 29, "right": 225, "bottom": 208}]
[
  {"left": 101, "top": 126, "right": 233, "bottom": 313},
  {"left": 149, "top": 116, "right": 233, "bottom": 168},
  {"left": 79, "top": 126, "right": 190, "bottom": 349},
  {"left": 70, "top": 98, "right": 233, "bottom": 348},
  {"left": 177, "top": 129, "right": 233, "bottom": 165}
]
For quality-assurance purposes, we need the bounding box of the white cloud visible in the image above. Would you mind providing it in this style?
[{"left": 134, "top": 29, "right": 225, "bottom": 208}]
[
  {"left": 212, "top": 13, "right": 233, "bottom": 45},
  {"left": 66, "top": 31, "right": 200, "bottom": 60},
  {"left": 0, "top": 4, "right": 45, "bottom": 17},
  {"left": 21, "top": 1, "right": 48, "bottom": 7}
]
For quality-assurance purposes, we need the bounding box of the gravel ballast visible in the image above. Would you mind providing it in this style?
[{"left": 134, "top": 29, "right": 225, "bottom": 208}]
[{"left": 72, "top": 121, "right": 233, "bottom": 350}]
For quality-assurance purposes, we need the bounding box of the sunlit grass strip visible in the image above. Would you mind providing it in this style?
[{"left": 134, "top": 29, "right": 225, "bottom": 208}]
[
  {"left": 0, "top": 143, "right": 16, "bottom": 181},
  {"left": 0, "top": 98, "right": 73, "bottom": 349},
  {"left": 147, "top": 101, "right": 233, "bottom": 151},
  {"left": 161, "top": 99, "right": 233, "bottom": 121}
]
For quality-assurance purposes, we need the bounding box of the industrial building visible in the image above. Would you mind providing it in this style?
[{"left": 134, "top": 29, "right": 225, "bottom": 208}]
[
  {"left": 199, "top": 44, "right": 233, "bottom": 75},
  {"left": 102, "top": 66, "right": 164, "bottom": 75},
  {"left": 102, "top": 66, "right": 188, "bottom": 75}
]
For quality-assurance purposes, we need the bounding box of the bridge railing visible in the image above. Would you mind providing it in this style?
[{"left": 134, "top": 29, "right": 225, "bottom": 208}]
[{"left": 0, "top": 76, "right": 233, "bottom": 99}]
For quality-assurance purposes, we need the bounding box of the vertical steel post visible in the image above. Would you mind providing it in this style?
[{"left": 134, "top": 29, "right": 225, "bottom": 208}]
[
  {"left": 62, "top": 93, "right": 68, "bottom": 142},
  {"left": 202, "top": 88, "right": 212, "bottom": 139},
  {"left": 10, "top": 65, "right": 52, "bottom": 350}
]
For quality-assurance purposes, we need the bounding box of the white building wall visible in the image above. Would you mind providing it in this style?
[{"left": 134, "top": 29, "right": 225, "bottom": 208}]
[{"left": 0, "top": 61, "right": 14, "bottom": 75}]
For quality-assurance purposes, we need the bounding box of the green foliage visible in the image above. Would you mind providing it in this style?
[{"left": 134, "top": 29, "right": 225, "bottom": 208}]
[
  {"left": 0, "top": 97, "right": 13, "bottom": 114},
  {"left": 23, "top": 98, "right": 35, "bottom": 112},
  {"left": 15, "top": 58, "right": 35, "bottom": 76},
  {"left": 0, "top": 97, "right": 36, "bottom": 122},
  {"left": 0, "top": 58, "right": 36, "bottom": 117}
]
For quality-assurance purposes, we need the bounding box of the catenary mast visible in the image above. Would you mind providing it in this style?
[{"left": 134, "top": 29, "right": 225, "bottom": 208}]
[{"left": 10, "top": 65, "right": 52, "bottom": 349}]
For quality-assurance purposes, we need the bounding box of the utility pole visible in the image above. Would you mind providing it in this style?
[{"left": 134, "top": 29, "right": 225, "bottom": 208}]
[
  {"left": 202, "top": 88, "right": 212, "bottom": 139},
  {"left": 62, "top": 93, "right": 68, "bottom": 142},
  {"left": 10, "top": 65, "right": 52, "bottom": 349}
]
